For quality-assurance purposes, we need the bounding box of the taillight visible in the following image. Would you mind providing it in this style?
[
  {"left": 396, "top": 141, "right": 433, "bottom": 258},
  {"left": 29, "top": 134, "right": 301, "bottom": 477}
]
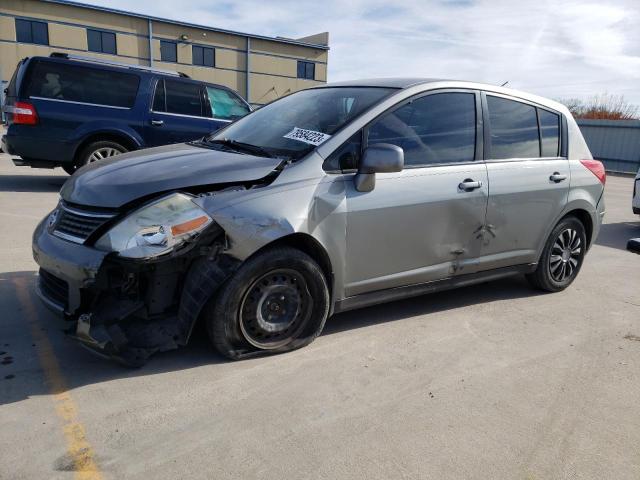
[
  {"left": 580, "top": 159, "right": 606, "bottom": 185},
  {"left": 10, "top": 101, "right": 38, "bottom": 125}
]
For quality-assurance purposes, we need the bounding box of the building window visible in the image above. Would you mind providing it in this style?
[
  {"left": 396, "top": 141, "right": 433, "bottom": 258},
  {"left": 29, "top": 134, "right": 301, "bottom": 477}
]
[
  {"left": 160, "top": 40, "right": 177, "bottom": 63},
  {"left": 15, "top": 19, "right": 49, "bottom": 45},
  {"left": 87, "top": 29, "right": 117, "bottom": 55},
  {"left": 297, "top": 61, "right": 315, "bottom": 80},
  {"left": 192, "top": 45, "right": 215, "bottom": 67}
]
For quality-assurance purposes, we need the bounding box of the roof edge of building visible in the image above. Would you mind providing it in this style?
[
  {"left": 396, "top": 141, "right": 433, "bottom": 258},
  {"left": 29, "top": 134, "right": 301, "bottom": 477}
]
[{"left": 39, "top": 0, "right": 331, "bottom": 50}]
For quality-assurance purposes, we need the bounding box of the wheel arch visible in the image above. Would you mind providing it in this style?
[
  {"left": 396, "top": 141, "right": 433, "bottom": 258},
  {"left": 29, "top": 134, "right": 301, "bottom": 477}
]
[
  {"left": 253, "top": 233, "right": 335, "bottom": 306},
  {"left": 563, "top": 208, "right": 594, "bottom": 248},
  {"left": 72, "top": 130, "right": 142, "bottom": 164}
]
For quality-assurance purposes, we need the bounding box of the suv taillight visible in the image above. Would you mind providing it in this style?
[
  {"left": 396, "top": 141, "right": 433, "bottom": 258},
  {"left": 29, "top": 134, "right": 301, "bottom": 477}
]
[
  {"left": 580, "top": 159, "right": 606, "bottom": 185},
  {"left": 11, "top": 101, "right": 38, "bottom": 125}
]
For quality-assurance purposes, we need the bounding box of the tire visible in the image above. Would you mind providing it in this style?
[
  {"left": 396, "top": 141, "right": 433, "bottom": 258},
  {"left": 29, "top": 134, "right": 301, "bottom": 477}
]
[
  {"left": 68, "top": 140, "right": 128, "bottom": 174},
  {"left": 204, "top": 246, "right": 330, "bottom": 360},
  {"left": 526, "top": 216, "right": 587, "bottom": 292}
]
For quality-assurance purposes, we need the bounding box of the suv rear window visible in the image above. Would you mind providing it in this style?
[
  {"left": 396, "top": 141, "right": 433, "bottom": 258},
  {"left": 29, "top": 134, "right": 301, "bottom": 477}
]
[
  {"left": 25, "top": 60, "right": 139, "bottom": 108},
  {"left": 5, "top": 61, "right": 23, "bottom": 98}
]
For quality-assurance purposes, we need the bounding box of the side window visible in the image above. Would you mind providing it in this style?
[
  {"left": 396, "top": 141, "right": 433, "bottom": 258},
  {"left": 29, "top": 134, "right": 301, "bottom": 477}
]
[
  {"left": 26, "top": 60, "right": 139, "bottom": 108},
  {"left": 367, "top": 92, "right": 476, "bottom": 167},
  {"left": 164, "top": 79, "right": 203, "bottom": 116},
  {"left": 152, "top": 79, "right": 166, "bottom": 111},
  {"left": 539, "top": 108, "right": 560, "bottom": 157},
  {"left": 323, "top": 131, "right": 362, "bottom": 172},
  {"left": 205, "top": 86, "right": 250, "bottom": 120},
  {"left": 487, "top": 95, "right": 539, "bottom": 159},
  {"left": 160, "top": 41, "right": 177, "bottom": 63}
]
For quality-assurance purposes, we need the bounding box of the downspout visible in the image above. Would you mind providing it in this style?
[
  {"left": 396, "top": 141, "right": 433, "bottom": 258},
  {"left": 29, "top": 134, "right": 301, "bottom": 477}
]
[
  {"left": 245, "top": 36, "right": 251, "bottom": 104},
  {"left": 148, "top": 19, "right": 154, "bottom": 67}
]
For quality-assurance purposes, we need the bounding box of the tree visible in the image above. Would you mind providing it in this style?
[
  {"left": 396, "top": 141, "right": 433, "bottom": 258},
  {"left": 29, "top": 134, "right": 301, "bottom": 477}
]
[{"left": 558, "top": 93, "right": 638, "bottom": 120}]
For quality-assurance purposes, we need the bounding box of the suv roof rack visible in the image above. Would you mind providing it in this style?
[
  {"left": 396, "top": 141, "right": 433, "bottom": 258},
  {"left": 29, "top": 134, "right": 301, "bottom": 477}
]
[{"left": 49, "top": 52, "right": 191, "bottom": 78}]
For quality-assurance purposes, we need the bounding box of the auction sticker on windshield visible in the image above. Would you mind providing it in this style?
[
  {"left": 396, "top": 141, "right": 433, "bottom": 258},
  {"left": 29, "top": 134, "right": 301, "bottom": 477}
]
[{"left": 284, "top": 127, "right": 331, "bottom": 146}]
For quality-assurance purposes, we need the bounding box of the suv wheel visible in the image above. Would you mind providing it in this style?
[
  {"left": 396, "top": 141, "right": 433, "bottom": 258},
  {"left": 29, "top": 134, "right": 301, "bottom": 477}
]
[
  {"left": 65, "top": 140, "right": 128, "bottom": 174},
  {"left": 204, "top": 246, "right": 330, "bottom": 360},
  {"left": 526, "top": 216, "right": 587, "bottom": 292}
]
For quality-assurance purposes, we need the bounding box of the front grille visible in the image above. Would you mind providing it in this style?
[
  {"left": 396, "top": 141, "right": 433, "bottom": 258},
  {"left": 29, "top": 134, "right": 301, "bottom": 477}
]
[
  {"left": 53, "top": 203, "right": 116, "bottom": 244},
  {"left": 39, "top": 269, "right": 69, "bottom": 310}
]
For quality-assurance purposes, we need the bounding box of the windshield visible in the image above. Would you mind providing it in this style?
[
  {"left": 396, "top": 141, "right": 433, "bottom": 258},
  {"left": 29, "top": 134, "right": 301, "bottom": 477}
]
[{"left": 204, "top": 87, "right": 395, "bottom": 160}]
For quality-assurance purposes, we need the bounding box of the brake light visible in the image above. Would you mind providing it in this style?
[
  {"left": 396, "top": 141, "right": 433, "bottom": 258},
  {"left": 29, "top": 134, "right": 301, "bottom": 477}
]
[
  {"left": 580, "top": 159, "right": 606, "bottom": 185},
  {"left": 11, "top": 101, "right": 38, "bottom": 125}
]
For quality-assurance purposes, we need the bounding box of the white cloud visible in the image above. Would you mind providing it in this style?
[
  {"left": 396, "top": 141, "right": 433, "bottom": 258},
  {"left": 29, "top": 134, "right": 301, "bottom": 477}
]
[{"left": 85, "top": 0, "right": 640, "bottom": 105}]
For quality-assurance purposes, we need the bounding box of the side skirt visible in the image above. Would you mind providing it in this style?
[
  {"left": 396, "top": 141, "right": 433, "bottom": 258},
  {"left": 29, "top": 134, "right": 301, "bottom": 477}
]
[{"left": 333, "top": 264, "right": 536, "bottom": 314}]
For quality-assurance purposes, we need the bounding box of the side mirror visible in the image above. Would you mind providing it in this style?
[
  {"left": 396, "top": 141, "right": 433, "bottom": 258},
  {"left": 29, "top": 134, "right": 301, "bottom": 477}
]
[
  {"left": 354, "top": 143, "right": 404, "bottom": 192},
  {"left": 627, "top": 238, "right": 640, "bottom": 254}
]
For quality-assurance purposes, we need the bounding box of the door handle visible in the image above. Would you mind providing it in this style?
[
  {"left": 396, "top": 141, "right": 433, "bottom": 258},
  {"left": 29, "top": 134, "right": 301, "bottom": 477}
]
[
  {"left": 458, "top": 179, "right": 483, "bottom": 191},
  {"left": 549, "top": 172, "right": 567, "bottom": 183},
  {"left": 151, "top": 119, "right": 164, "bottom": 126}
]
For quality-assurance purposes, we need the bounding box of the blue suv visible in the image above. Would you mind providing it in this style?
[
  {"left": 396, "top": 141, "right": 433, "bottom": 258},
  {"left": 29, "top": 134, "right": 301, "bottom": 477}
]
[{"left": 1, "top": 53, "right": 251, "bottom": 174}]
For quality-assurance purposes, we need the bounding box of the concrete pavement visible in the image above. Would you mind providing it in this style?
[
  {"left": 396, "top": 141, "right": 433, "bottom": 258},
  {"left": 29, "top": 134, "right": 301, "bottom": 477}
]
[{"left": 0, "top": 155, "right": 639, "bottom": 479}]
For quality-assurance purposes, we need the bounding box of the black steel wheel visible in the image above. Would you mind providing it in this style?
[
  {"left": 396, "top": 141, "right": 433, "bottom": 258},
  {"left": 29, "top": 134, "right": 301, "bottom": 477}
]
[
  {"left": 204, "top": 246, "right": 329, "bottom": 360},
  {"left": 239, "top": 268, "right": 313, "bottom": 349},
  {"left": 526, "top": 216, "right": 587, "bottom": 292}
]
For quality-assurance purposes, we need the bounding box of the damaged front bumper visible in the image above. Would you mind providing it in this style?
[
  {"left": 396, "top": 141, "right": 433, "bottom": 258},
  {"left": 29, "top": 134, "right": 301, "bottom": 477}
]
[{"left": 32, "top": 218, "right": 236, "bottom": 366}]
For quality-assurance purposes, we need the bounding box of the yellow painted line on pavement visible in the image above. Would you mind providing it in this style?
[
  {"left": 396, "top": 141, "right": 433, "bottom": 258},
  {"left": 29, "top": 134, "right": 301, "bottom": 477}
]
[{"left": 15, "top": 276, "right": 103, "bottom": 480}]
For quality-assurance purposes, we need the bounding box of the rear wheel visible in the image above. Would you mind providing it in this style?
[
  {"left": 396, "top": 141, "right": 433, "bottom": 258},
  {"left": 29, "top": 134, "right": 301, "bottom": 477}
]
[
  {"left": 526, "top": 216, "right": 587, "bottom": 292},
  {"left": 66, "top": 140, "right": 128, "bottom": 174},
  {"left": 204, "top": 246, "right": 329, "bottom": 360}
]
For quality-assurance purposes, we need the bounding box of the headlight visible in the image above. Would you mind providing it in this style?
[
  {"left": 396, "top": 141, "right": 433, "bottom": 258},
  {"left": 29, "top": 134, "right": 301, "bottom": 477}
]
[{"left": 95, "top": 193, "right": 212, "bottom": 259}]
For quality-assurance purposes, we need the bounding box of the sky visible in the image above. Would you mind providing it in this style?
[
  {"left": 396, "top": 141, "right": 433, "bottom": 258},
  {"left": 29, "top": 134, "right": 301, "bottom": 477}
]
[{"left": 84, "top": 0, "right": 640, "bottom": 106}]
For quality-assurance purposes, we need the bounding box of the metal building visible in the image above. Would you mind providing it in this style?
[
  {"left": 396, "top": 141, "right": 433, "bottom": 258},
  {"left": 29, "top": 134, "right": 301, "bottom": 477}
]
[
  {"left": 577, "top": 119, "right": 640, "bottom": 174},
  {"left": 0, "top": 0, "right": 329, "bottom": 107}
]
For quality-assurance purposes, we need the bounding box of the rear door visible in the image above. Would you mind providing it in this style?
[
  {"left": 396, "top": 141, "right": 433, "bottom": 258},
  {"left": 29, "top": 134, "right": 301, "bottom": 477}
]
[
  {"left": 343, "top": 90, "right": 489, "bottom": 296},
  {"left": 145, "top": 78, "right": 227, "bottom": 146},
  {"left": 479, "top": 93, "right": 569, "bottom": 270}
]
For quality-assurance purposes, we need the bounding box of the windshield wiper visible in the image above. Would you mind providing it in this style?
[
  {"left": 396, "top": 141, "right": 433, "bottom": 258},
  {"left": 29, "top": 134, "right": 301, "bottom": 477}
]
[{"left": 204, "top": 138, "right": 273, "bottom": 158}]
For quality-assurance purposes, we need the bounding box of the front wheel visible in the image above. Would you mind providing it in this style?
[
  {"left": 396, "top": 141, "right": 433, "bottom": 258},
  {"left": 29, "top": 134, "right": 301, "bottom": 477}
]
[
  {"left": 526, "top": 216, "right": 587, "bottom": 292},
  {"left": 204, "top": 246, "right": 330, "bottom": 359}
]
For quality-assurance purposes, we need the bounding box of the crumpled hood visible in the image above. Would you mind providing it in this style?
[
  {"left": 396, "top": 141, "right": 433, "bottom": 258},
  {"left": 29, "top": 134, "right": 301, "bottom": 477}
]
[{"left": 60, "top": 143, "right": 282, "bottom": 208}]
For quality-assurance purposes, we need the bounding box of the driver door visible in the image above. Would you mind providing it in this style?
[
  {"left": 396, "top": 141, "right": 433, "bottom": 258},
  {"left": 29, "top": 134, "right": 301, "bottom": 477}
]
[{"left": 343, "top": 90, "right": 489, "bottom": 297}]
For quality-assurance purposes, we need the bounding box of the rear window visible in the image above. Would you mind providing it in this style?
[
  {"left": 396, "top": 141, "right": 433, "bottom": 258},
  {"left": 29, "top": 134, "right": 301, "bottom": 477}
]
[
  {"left": 487, "top": 95, "right": 540, "bottom": 159},
  {"left": 5, "top": 61, "right": 23, "bottom": 98},
  {"left": 25, "top": 60, "right": 140, "bottom": 108}
]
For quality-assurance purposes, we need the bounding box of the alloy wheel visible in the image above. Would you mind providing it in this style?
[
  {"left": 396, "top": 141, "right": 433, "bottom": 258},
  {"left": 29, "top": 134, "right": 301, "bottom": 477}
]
[
  {"left": 88, "top": 147, "right": 121, "bottom": 162},
  {"left": 549, "top": 228, "right": 582, "bottom": 282}
]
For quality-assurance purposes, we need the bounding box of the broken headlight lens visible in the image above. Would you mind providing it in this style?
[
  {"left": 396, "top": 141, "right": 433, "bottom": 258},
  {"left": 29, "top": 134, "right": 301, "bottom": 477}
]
[{"left": 95, "top": 193, "right": 212, "bottom": 259}]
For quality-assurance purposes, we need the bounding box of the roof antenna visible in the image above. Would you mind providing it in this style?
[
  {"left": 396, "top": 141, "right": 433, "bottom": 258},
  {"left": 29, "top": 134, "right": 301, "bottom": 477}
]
[{"left": 500, "top": 80, "right": 509, "bottom": 87}]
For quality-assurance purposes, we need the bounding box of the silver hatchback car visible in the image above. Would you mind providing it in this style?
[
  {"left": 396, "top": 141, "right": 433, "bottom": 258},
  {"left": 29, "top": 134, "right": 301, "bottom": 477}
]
[{"left": 33, "top": 78, "right": 606, "bottom": 365}]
